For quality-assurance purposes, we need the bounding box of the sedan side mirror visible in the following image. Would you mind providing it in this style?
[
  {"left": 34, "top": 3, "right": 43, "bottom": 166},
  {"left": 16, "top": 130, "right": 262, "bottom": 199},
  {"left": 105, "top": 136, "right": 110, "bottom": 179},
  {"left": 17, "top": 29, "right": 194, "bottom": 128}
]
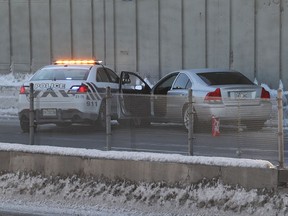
[{"left": 122, "top": 73, "right": 131, "bottom": 84}]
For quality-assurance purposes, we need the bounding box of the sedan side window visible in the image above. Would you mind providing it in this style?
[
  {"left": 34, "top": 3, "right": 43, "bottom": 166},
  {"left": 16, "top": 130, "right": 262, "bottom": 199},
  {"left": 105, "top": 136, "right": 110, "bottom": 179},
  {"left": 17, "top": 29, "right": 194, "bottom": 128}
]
[
  {"left": 172, "top": 74, "right": 190, "bottom": 89},
  {"left": 153, "top": 73, "right": 178, "bottom": 95}
]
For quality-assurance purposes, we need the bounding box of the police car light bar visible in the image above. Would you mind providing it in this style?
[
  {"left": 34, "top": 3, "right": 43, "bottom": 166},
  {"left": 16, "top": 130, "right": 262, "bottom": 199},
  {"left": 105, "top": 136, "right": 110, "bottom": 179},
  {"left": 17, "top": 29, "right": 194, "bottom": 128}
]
[{"left": 54, "top": 60, "right": 98, "bottom": 65}]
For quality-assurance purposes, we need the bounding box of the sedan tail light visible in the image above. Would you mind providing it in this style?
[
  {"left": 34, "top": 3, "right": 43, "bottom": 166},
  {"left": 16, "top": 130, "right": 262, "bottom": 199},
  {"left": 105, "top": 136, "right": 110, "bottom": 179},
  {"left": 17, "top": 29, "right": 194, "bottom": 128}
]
[
  {"left": 261, "top": 87, "right": 270, "bottom": 99},
  {"left": 204, "top": 88, "right": 222, "bottom": 103}
]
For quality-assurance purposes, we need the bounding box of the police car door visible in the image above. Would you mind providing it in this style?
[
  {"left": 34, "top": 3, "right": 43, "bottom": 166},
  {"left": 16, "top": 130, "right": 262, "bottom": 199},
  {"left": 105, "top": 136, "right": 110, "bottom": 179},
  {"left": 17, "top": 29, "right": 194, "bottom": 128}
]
[
  {"left": 94, "top": 67, "right": 119, "bottom": 115},
  {"left": 118, "top": 71, "right": 151, "bottom": 121}
]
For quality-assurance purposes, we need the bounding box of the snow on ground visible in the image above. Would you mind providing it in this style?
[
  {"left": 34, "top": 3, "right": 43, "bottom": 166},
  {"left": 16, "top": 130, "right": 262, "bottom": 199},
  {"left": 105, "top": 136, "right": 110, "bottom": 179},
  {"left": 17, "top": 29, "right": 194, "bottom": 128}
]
[
  {"left": 0, "top": 171, "right": 288, "bottom": 216},
  {"left": 0, "top": 72, "right": 32, "bottom": 87},
  {"left": 0, "top": 108, "right": 17, "bottom": 118},
  {"left": 0, "top": 72, "right": 287, "bottom": 215}
]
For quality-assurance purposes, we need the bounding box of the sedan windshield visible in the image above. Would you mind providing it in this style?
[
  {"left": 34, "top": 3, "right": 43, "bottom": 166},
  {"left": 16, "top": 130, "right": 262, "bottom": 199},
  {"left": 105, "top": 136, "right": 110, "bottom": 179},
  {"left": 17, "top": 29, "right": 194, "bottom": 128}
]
[
  {"left": 197, "top": 72, "right": 253, "bottom": 86},
  {"left": 31, "top": 68, "right": 89, "bottom": 81}
]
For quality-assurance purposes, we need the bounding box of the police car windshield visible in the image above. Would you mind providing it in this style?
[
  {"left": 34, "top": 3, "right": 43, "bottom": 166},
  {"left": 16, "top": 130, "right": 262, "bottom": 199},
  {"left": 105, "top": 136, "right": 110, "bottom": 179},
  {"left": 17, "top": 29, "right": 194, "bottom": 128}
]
[{"left": 31, "top": 68, "right": 89, "bottom": 81}]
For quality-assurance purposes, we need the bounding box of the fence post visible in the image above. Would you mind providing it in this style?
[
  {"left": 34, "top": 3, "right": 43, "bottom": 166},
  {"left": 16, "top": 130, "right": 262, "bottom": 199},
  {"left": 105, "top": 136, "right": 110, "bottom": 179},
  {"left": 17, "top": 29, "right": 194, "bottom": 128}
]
[
  {"left": 277, "top": 89, "right": 284, "bottom": 169},
  {"left": 29, "top": 83, "right": 35, "bottom": 145},
  {"left": 188, "top": 89, "right": 194, "bottom": 156},
  {"left": 236, "top": 100, "right": 242, "bottom": 157},
  {"left": 106, "top": 87, "right": 112, "bottom": 150}
]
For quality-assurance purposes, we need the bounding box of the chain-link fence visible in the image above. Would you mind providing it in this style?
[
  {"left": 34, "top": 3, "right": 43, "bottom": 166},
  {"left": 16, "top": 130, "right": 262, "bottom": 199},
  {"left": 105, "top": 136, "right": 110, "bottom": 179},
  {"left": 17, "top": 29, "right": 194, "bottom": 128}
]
[
  {"left": 0, "top": 86, "right": 286, "bottom": 167},
  {"left": 106, "top": 89, "right": 283, "bottom": 166}
]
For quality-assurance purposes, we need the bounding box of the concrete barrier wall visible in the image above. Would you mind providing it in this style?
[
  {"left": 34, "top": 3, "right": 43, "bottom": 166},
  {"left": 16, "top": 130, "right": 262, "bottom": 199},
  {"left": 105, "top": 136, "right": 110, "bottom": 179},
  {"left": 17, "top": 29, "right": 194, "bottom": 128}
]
[
  {"left": 0, "top": 149, "right": 279, "bottom": 189},
  {"left": 0, "top": 0, "right": 287, "bottom": 88}
]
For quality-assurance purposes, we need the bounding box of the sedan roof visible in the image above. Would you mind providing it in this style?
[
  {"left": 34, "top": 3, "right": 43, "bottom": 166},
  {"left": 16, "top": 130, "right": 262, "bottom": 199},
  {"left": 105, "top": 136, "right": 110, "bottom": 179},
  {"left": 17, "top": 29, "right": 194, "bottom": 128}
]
[{"left": 180, "top": 68, "right": 237, "bottom": 74}]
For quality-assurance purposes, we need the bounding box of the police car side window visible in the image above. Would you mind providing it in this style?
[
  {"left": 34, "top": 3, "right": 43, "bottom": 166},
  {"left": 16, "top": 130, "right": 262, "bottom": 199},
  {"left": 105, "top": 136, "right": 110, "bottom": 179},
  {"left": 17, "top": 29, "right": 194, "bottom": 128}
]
[
  {"left": 105, "top": 68, "right": 119, "bottom": 83},
  {"left": 96, "top": 68, "right": 110, "bottom": 82}
]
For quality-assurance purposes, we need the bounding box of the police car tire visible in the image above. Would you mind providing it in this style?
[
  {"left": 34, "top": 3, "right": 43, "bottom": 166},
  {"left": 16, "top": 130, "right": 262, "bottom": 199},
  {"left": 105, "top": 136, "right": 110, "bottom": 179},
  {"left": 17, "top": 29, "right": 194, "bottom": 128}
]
[
  {"left": 20, "top": 116, "right": 29, "bottom": 133},
  {"left": 97, "top": 102, "right": 106, "bottom": 129}
]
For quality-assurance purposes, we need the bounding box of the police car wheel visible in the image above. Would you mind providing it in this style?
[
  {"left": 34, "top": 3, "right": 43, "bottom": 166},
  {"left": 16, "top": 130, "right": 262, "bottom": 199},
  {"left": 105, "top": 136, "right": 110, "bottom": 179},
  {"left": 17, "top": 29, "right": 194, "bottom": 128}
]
[
  {"left": 97, "top": 103, "right": 106, "bottom": 129},
  {"left": 20, "top": 116, "right": 29, "bottom": 133},
  {"left": 20, "top": 116, "right": 37, "bottom": 132}
]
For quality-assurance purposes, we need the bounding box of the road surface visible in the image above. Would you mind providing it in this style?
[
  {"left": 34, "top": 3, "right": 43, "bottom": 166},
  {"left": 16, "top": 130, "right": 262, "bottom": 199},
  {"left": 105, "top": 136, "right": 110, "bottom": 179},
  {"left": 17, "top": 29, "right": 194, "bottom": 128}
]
[{"left": 0, "top": 117, "right": 282, "bottom": 165}]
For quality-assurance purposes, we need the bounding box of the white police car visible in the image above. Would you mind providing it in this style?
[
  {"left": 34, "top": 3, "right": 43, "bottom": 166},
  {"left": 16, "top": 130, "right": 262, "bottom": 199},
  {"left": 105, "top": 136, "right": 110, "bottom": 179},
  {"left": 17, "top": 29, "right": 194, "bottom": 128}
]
[{"left": 18, "top": 60, "right": 151, "bottom": 132}]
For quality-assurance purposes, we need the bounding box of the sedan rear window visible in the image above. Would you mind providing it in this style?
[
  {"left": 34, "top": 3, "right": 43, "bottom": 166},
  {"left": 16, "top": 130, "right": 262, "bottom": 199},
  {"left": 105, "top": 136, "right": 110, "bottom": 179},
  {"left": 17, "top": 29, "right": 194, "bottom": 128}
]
[
  {"left": 31, "top": 68, "right": 89, "bottom": 81},
  {"left": 197, "top": 72, "right": 253, "bottom": 86}
]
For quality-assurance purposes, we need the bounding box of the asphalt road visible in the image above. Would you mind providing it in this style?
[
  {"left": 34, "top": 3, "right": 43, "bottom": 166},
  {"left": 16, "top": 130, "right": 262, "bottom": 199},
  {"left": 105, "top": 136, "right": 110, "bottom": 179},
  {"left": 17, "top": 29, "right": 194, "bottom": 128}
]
[{"left": 0, "top": 117, "right": 283, "bottom": 165}]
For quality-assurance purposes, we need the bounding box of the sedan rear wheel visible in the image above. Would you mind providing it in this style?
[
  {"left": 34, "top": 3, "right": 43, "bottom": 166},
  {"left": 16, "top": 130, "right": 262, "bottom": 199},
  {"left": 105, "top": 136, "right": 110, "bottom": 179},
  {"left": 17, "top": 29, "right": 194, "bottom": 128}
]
[{"left": 183, "top": 107, "right": 199, "bottom": 132}]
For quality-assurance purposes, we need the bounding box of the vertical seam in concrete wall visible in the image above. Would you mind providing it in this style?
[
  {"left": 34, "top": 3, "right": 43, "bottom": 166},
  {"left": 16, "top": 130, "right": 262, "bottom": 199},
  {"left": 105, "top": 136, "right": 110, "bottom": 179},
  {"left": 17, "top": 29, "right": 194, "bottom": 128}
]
[
  {"left": 158, "top": 0, "right": 161, "bottom": 78},
  {"left": 8, "top": 0, "right": 12, "bottom": 69},
  {"left": 28, "top": 0, "right": 32, "bottom": 72},
  {"left": 254, "top": 0, "right": 257, "bottom": 79},
  {"left": 103, "top": 0, "right": 107, "bottom": 64},
  {"left": 135, "top": 0, "right": 139, "bottom": 72},
  {"left": 181, "top": 0, "right": 184, "bottom": 69},
  {"left": 70, "top": 0, "right": 74, "bottom": 59},
  {"left": 205, "top": 0, "right": 208, "bottom": 68},
  {"left": 229, "top": 0, "right": 232, "bottom": 69},
  {"left": 113, "top": 0, "right": 117, "bottom": 72},
  {"left": 279, "top": 0, "right": 283, "bottom": 81},
  {"left": 91, "top": 0, "right": 95, "bottom": 59},
  {"left": 49, "top": 0, "right": 53, "bottom": 63}
]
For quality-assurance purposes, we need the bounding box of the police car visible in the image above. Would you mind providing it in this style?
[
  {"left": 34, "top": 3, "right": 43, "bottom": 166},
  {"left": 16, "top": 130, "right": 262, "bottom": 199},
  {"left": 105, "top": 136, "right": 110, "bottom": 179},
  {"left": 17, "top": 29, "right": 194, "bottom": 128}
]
[{"left": 18, "top": 60, "right": 151, "bottom": 132}]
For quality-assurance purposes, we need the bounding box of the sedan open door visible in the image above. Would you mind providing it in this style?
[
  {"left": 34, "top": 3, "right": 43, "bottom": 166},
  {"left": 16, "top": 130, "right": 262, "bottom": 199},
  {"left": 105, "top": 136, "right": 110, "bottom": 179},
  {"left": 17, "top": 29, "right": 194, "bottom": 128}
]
[{"left": 118, "top": 71, "right": 151, "bottom": 126}]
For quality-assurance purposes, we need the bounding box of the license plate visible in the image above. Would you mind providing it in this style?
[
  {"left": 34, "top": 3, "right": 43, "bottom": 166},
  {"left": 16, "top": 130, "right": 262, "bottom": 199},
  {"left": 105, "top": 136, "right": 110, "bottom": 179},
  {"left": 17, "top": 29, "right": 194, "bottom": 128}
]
[
  {"left": 231, "top": 91, "right": 251, "bottom": 99},
  {"left": 42, "top": 109, "right": 57, "bottom": 117}
]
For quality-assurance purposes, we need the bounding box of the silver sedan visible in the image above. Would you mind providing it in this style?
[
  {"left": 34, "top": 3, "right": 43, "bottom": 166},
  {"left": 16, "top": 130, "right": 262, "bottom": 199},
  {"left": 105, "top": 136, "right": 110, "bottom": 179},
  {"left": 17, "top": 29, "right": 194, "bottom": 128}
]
[{"left": 150, "top": 68, "right": 272, "bottom": 131}]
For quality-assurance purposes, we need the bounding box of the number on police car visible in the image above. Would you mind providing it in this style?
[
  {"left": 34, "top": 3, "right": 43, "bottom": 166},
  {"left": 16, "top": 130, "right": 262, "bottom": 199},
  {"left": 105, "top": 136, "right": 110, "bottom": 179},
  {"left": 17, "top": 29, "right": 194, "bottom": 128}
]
[{"left": 86, "top": 101, "right": 97, "bottom": 106}]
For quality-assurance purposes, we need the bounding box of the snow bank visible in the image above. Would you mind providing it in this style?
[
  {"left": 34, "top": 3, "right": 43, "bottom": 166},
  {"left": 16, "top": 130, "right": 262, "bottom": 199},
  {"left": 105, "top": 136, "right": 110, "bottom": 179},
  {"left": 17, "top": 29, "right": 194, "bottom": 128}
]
[
  {"left": 0, "top": 142, "right": 275, "bottom": 169},
  {"left": 0, "top": 72, "right": 32, "bottom": 87}
]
